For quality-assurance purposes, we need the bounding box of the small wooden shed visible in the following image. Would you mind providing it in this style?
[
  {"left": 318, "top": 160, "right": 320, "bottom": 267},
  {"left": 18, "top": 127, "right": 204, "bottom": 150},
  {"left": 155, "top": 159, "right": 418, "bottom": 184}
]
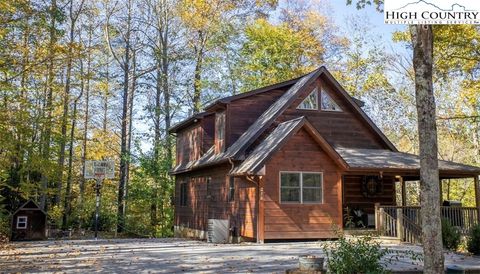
[{"left": 11, "top": 200, "right": 47, "bottom": 241}]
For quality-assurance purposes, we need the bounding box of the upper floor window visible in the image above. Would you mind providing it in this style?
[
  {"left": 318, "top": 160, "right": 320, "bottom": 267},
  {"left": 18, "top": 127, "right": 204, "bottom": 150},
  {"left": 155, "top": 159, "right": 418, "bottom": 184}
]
[
  {"left": 228, "top": 176, "right": 235, "bottom": 202},
  {"left": 180, "top": 182, "right": 188, "bottom": 206},
  {"left": 280, "top": 172, "right": 323, "bottom": 204},
  {"left": 215, "top": 112, "right": 226, "bottom": 153},
  {"left": 321, "top": 90, "right": 342, "bottom": 112},
  {"left": 297, "top": 88, "right": 318, "bottom": 110}
]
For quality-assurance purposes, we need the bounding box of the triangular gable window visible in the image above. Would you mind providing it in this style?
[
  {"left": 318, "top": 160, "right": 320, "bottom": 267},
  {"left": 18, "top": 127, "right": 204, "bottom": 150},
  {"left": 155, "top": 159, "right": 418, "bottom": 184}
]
[
  {"left": 321, "top": 90, "right": 342, "bottom": 112},
  {"left": 297, "top": 88, "right": 318, "bottom": 110}
]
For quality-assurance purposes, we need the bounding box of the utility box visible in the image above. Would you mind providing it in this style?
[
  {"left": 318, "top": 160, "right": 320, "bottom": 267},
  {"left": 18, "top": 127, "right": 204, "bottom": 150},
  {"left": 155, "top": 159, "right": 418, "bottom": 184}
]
[{"left": 207, "top": 219, "right": 229, "bottom": 243}]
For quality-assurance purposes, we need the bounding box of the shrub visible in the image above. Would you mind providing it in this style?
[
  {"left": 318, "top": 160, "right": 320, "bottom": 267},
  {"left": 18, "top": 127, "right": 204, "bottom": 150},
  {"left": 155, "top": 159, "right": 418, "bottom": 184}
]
[
  {"left": 324, "top": 236, "right": 388, "bottom": 274},
  {"left": 442, "top": 219, "right": 461, "bottom": 251},
  {"left": 467, "top": 224, "right": 480, "bottom": 255}
]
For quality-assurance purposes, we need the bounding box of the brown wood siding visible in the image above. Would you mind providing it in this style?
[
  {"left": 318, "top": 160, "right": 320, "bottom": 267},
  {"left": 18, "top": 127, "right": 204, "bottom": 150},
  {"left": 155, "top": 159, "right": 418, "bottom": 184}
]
[
  {"left": 280, "top": 77, "right": 387, "bottom": 149},
  {"left": 175, "top": 124, "right": 202, "bottom": 165},
  {"left": 263, "top": 128, "right": 342, "bottom": 239},
  {"left": 174, "top": 164, "right": 257, "bottom": 239},
  {"left": 227, "top": 89, "right": 286, "bottom": 148},
  {"left": 232, "top": 177, "right": 257, "bottom": 238},
  {"left": 202, "top": 114, "right": 215, "bottom": 154},
  {"left": 342, "top": 175, "right": 396, "bottom": 215}
]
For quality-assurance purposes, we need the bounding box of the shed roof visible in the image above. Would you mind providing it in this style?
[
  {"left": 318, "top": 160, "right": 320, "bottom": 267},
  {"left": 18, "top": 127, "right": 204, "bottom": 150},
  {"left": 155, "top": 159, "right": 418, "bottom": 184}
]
[{"left": 336, "top": 147, "right": 480, "bottom": 175}]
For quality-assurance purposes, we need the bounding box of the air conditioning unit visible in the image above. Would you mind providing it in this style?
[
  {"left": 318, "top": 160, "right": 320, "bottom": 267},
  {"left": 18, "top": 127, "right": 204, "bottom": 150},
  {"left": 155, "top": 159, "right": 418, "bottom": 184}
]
[{"left": 207, "top": 219, "right": 229, "bottom": 243}]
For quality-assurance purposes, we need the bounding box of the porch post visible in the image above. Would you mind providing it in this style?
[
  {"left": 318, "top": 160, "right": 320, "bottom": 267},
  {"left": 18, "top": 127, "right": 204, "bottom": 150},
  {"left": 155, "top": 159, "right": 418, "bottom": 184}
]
[
  {"left": 396, "top": 208, "right": 404, "bottom": 241},
  {"left": 475, "top": 175, "right": 480, "bottom": 222},
  {"left": 375, "top": 203, "right": 380, "bottom": 231},
  {"left": 400, "top": 177, "right": 406, "bottom": 206}
]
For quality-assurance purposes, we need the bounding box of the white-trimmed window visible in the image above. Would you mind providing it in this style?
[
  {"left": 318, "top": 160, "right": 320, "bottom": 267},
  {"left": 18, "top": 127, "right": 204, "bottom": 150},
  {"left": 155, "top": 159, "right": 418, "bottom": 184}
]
[
  {"left": 17, "top": 216, "right": 27, "bottom": 229},
  {"left": 280, "top": 172, "right": 323, "bottom": 203},
  {"left": 297, "top": 88, "right": 318, "bottom": 110},
  {"left": 321, "top": 90, "right": 342, "bottom": 112}
]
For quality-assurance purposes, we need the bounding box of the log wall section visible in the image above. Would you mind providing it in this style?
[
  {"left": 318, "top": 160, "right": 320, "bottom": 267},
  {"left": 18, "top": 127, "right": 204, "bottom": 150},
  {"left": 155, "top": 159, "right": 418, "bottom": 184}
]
[
  {"left": 263, "top": 128, "right": 343, "bottom": 239},
  {"left": 174, "top": 164, "right": 257, "bottom": 239},
  {"left": 226, "top": 89, "right": 287, "bottom": 147},
  {"left": 342, "top": 175, "right": 396, "bottom": 214},
  {"left": 281, "top": 77, "right": 387, "bottom": 149}
]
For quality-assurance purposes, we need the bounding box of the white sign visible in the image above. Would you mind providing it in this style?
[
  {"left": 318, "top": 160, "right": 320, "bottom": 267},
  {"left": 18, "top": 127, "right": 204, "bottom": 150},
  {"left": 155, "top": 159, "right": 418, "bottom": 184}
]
[
  {"left": 384, "top": 0, "right": 480, "bottom": 24},
  {"left": 84, "top": 160, "right": 115, "bottom": 179}
]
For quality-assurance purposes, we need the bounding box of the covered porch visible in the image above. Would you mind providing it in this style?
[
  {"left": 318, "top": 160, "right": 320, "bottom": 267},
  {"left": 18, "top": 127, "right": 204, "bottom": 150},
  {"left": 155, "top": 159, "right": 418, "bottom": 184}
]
[{"left": 337, "top": 147, "right": 480, "bottom": 243}]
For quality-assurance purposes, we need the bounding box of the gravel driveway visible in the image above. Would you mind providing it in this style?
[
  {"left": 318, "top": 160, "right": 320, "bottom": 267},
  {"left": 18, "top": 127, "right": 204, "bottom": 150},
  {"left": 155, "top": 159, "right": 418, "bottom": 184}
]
[{"left": 0, "top": 238, "right": 479, "bottom": 273}]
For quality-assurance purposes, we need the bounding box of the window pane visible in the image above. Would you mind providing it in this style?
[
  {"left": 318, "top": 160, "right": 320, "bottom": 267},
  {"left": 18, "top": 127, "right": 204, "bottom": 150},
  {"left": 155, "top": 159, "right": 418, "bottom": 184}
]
[
  {"left": 303, "top": 173, "right": 322, "bottom": 187},
  {"left": 303, "top": 187, "right": 322, "bottom": 202},
  {"left": 281, "top": 173, "right": 300, "bottom": 187},
  {"left": 281, "top": 188, "right": 300, "bottom": 202},
  {"left": 321, "top": 90, "right": 342, "bottom": 111},
  {"left": 298, "top": 88, "right": 318, "bottom": 110}
]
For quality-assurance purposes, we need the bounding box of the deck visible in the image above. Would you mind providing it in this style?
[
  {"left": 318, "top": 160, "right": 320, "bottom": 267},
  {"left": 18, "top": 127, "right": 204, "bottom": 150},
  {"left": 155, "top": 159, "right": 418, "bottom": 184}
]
[{"left": 375, "top": 204, "right": 479, "bottom": 244}]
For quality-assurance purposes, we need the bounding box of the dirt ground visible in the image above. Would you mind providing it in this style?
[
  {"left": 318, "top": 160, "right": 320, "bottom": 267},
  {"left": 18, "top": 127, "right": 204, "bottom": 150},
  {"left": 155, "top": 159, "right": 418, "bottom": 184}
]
[{"left": 0, "top": 238, "right": 479, "bottom": 273}]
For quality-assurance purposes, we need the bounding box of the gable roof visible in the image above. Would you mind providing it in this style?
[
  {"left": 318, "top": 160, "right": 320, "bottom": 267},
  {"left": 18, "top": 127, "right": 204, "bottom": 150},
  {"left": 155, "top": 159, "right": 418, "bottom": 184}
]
[
  {"left": 320, "top": 69, "right": 397, "bottom": 152},
  {"left": 171, "top": 69, "right": 322, "bottom": 174},
  {"left": 171, "top": 66, "right": 397, "bottom": 174},
  {"left": 13, "top": 199, "right": 46, "bottom": 216},
  {"left": 232, "top": 117, "right": 347, "bottom": 175}
]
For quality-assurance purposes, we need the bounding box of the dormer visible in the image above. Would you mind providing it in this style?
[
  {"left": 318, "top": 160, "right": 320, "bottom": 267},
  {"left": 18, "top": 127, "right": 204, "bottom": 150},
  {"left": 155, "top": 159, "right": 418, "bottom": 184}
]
[{"left": 214, "top": 111, "right": 226, "bottom": 154}]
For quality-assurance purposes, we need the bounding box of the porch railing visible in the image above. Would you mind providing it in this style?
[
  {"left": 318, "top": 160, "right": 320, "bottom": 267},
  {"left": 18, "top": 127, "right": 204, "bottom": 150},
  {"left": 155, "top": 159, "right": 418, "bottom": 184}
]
[{"left": 375, "top": 205, "right": 479, "bottom": 244}]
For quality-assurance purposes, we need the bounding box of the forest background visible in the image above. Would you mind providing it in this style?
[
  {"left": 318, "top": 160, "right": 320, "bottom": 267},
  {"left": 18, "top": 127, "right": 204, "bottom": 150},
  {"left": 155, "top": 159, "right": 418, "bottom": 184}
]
[{"left": 1, "top": 0, "right": 479, "bottom": 237}]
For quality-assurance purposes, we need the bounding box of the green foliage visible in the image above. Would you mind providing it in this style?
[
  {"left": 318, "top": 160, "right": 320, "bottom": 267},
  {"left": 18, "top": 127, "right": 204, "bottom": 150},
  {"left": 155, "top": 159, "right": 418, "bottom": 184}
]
[
  {"left": 237, "top": 6, "right": 347, "bottom": 92},
  {"left": 467, "top": 224, "right": 480, "bottom": 255},
  {"left": 346, "top": 0, "right": 384, "bottom": 12},
  {"left": 324, "top": 236, "right": 388, "bottom": 274},
  {"left": 441, "top": 219, "right": 461, "bottom": 251},
  {"left": 0, "top": 194, "right": 10, "bottom": 238}
]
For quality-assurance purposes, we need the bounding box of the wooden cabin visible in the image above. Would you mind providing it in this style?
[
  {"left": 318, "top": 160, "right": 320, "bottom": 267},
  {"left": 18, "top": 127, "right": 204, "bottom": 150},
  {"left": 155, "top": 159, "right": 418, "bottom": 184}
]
[
  {"left": 11, "top": 200, "right": 47, "bottom": 241},
  {"left": 170, "top": 66, "right": 480, "bottom": 243}
]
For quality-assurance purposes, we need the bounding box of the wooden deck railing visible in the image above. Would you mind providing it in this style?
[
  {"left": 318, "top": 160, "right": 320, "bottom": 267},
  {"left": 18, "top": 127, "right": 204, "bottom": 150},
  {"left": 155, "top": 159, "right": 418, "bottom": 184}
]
[{"left": 375, "top": 205, "right": 479, "bottom": 244}]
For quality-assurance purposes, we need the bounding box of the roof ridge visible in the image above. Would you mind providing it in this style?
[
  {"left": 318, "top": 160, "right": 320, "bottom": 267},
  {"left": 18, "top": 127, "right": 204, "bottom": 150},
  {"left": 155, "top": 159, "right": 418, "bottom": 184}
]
[{"left": 224, "top": 67, "right": 325, "bottom": 160}]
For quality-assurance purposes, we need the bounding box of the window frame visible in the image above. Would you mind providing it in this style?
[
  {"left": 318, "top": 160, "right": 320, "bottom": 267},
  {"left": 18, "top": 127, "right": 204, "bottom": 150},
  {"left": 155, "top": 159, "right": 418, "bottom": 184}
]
[
  {"left": 279, "top": 171, "right": 323, "bottom": 204},
  {"left": 206, "top": 177, "right": 212, "bottom": 200},
  {"left": 297, "top": 88, "right": 319, "bottom": 111},
  {"left": 179, "top": 181, "right": 188, "bottom": 207},
  {"left": 320, "top": 89, "right": 342, "bottom": 112},
  {"left": 16, "top": 216, "right": 28, "bottom": 229},
  {"left": 228, "top": 176, "right": 235, "bottom": 202}
]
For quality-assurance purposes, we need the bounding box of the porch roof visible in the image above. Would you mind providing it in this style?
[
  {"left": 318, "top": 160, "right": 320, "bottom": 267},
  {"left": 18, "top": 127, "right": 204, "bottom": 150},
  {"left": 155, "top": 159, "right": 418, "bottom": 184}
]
[{"left": 336, "top": 147, "right": 480, "bottom": 176}]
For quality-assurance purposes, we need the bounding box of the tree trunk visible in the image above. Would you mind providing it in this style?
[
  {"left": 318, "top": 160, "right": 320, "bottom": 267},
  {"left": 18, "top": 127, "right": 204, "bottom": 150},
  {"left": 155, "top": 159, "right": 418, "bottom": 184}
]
[
  {"left": 80, "top": 25, "right": 93, "bottom": 207},
  {"left": 410, "top": 24, "right": 444, "bottom": 273},
  {"left": 117, "top": 0, "right": 133, "bottom": 233},
  {"left": 40, "top": 0, "right": 58, "bottom": 211},
  {"left": 103, "top": 56, "right": 110, "bottom": 133},
  {"left": 62, "top": 62, "right": 84, "bottom": 229},
  {"left": 124, "top": 49, "right": 137, "bottom": 221},
  {"left": 192, "top": 37, "right": 204, "bottom": 113}
]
